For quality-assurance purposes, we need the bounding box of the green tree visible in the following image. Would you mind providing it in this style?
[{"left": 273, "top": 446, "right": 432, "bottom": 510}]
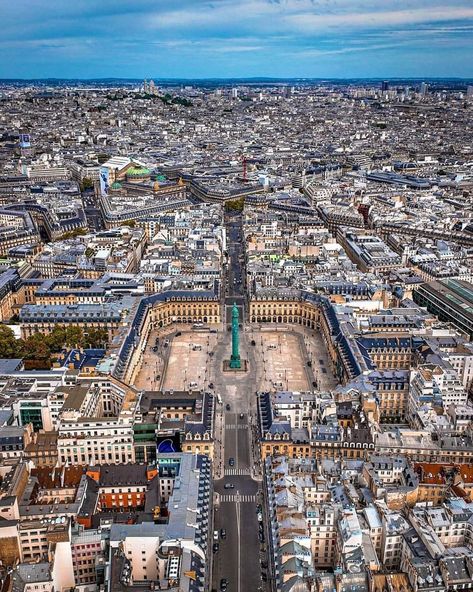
[
  {"left": 119, "top": 219, "right": 136, "bottom": 228},
  {"left": 0, "top": 325, "right": 20, "bottom": 358},
  {"left": 225, "top": 197, "right": 245, "bottom": 212},
  {"left": 80, "top": 177, "right": 94, "bottom": 191},
  {"left": 57, "top": 227, "right": 88, "bottom": 241},
  {"left": 82, "top": 328, "right": 109, "bottom": 349},
  {"left": 21, "top": 334, "right": 51, "bottom": 368},
  {"left": 65, "top": 326, "right": 84, "bottom": 348},
  {"left": 45, "top": 327, "right": 67, "bottom": 353}
]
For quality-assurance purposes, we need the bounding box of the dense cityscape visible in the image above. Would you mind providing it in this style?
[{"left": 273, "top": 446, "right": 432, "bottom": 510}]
[{"left": 0, "top": 76, "right": 472, "bottom": 592}]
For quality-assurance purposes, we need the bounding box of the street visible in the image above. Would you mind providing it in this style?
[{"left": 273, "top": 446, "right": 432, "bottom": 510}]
[
  {"left": 210, "top": 210, "right": 266, "bottom": 592},
  {"left": 209, "top": 328, "right": 264, "bottom": 592}
]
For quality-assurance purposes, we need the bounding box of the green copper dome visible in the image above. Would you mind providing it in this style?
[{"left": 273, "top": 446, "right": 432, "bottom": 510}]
[
  {"left": 126, "top": 166, "right": 151, "bottom": 178},
  {"left": 110, "top": 181, "right": 122, "bottom": 190}
]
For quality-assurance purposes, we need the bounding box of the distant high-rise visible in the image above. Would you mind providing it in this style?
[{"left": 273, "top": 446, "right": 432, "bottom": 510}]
[
  {"left": 19, "top": 132, "right": 31, "bottom": 149},
  {"left": 420, "top": 82, "right": 428, "bottom": 97},
  {"left": 149, "top": 80, "right": 156, "bottom": 95},
  {"left": 381, "top": 81, "right": 389, "bottom": 92},
  {"left": 467, "top": 86, "right": 473, "bottom": 101},
  {"left": 231, "top": 88, "right": 238, "bottom": 99},
  {"left": 18, "top": 131, "right": 32, "bottom": 157},
  {"left": 143, "top": 79, "right": 148, "bottom": 93}
]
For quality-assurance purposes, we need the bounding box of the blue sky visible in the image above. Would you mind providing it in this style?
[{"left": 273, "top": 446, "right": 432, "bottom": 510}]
[{"left": 1, "top": 0, "right": 473, "bottom": 79}]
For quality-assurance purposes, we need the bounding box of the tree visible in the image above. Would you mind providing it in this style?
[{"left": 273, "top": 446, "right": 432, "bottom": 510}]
[
  {"left": 80, "top": 177, "right": 94, "bottom": 191},
  {"left": 57, "top": 227, "right": 88, "bottom": 241},
  {"left": 119, "top": 219, "right": 136, "bottom": 228},
  {"left": 21, "top": 334, "right": 51, "bottom": 369},
  {"left": 65, "top": 326, "right": 84, "bottom": 348},
  {"left": 224, "top": 197, "right": 245, "bottom": 212},
  {"left": 0, "top": 325, "right": 21, "bottom": 358},
  {"left": 82, "top": 328, "right": 108, "bottom": 349},
  {"left": 45, "top": 327, "right": 67, "bottom": 353}
]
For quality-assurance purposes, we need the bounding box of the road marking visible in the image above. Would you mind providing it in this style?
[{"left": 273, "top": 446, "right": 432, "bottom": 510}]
[
  {"left": 220, "top": 494, "right": 257, "bottom": 503},
  {"left": 224, "top": 424, "right": 247, "bottom": 430},
  {"left": 236, "top": 494, "right": 241, "bottom": 592},
  {"left": 235, "top": 415, "right": 239, "bottom": 485},
  {"left": 224, "top": 468, "right": 250, "bottom": 475}
]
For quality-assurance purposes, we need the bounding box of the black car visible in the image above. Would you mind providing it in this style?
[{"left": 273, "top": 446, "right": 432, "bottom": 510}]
[
  {"left": 220, "top": 578, "right": 228, "bottom": 591},
  {"left": 224, "top": 483, "right": 235, "bottom": 490},
  {"left": 220, "top": 528, "right": 226, "bottom": 539},
  {"left": 228, "top": 457, "right": 235, "bottom": 466},
  {"left": 213, "top": 542, "right": 219, "bottom": 553},
  {"left": 226, "top": 403, "right": 231, "bottom": 411}
]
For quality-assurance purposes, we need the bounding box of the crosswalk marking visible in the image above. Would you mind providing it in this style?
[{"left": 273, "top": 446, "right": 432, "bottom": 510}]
[
  {"left": 224, "top": 467, "right": 250, "bottom": 475},
  {"left": 224, "top": 424, "right": 248, "bottom": 430},
  {"left": 220, "top": 494, "right": 257, "bottom": 503}
]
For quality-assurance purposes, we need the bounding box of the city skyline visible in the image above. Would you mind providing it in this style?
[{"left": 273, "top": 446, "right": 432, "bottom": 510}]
[{"left": 1, "top": 0, "right": 473, "bottom": 79}]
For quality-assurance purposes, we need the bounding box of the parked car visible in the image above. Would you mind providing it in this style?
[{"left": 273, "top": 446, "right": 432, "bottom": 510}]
[
  {"left": 220, "top": 528, "right": 226, "bottom": 539},
  {"left": 228, "top": 457, "right": 235, "bottom": 466},
  {"left": 213, "top": 542, "right": 219, "bottom": 553},
  {"left": 224, "top": 483, "right": 235, "bottom": 490}
]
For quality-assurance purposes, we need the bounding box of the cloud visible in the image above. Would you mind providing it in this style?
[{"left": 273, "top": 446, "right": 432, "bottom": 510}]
[
  {"left": 0, "top": 0, "right": 472, "bottom": 78},
  {"left": 284, "top": 6, "right": 473, "bottom": 32},
  {"left": 292, "top": 42, "right": 411, "bottom": 58},
  {"left": 212, "top": 45, "right": 263, "bottom": 53}
]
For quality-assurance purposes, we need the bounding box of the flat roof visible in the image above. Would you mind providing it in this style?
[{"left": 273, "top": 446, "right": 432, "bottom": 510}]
[{"left": 421, "top": 279, "right": 473, "bottom": 321}]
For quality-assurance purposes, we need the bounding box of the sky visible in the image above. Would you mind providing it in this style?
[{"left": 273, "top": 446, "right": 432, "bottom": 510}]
[{"left": 1, "top": 0, "right": 473, "bottom": 79}]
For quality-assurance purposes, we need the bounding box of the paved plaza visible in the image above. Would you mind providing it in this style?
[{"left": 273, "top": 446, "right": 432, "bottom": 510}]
[
  {"left": 162, "top": 331, "right": 218, "bottom": 391},
  {"left": 253, "top": 330, "right": 310, "bottom": 392}
]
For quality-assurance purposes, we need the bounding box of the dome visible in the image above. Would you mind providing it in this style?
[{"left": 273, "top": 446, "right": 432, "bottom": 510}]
[
  {"left": 110, "top": 181, "right": 122, "bottom": 191},
  {"left": 126, "top": 166, "right": 151, "bottom": 178}
]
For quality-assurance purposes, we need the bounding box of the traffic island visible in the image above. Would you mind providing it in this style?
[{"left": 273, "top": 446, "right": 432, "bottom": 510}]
[{"left": 222, "top": 359, "right": 248, "bottom": 372}]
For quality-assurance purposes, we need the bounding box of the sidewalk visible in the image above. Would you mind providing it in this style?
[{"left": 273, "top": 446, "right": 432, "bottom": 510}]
[{"left": 213, "top": 399, "right": 225, "bottom": 480}]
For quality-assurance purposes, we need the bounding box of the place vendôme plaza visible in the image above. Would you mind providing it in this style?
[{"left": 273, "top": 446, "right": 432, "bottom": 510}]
[{"left": 0, "top": 2, "right": 473, "bottom": 592}]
